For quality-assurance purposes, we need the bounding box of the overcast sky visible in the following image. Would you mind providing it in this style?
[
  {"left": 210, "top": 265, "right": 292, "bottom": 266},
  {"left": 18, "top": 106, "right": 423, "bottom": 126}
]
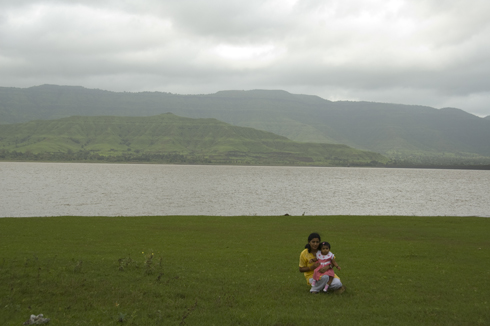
[{"left": 1, "top": 0, "right": 490, "bottom": 117}]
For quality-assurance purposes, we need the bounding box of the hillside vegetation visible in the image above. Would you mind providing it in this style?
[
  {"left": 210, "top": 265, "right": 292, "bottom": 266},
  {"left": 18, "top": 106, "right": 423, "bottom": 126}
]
[
  {"left": 0, "top": 114, "right": 388, "bottom": 166},
  {"left": 1, "top": 85, "right": 490, "bottom": 165}
]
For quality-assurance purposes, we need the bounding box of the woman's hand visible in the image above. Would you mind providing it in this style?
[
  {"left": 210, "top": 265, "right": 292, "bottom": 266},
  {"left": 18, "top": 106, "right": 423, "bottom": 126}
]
[
  {"left": 319, "top": 265, "right": 329, "bottom": 273},
  {"left": 299, "top": 261, "right": 320, "bottom": 273},
  {"left": 310, "top": 261, "right": 320, "bottom": 271}
]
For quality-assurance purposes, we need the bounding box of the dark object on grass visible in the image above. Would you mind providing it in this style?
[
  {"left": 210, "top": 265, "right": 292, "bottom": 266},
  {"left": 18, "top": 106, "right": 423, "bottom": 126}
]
[{"left": 333, "top": 285, "right": 346, "bottom": 295}]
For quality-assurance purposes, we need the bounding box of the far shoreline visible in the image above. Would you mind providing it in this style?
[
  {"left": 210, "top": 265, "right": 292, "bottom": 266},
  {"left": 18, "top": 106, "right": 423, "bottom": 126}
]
[
  {"left": 1, "top": 159, "right": 490, "bottom": 170},
  {"left": 1, "top": 214, "right": 489, "bottom": 219}
]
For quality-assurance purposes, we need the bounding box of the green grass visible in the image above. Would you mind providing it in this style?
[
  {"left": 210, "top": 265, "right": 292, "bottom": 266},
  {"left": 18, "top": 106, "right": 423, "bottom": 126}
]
[{"left": 0, "top": 216, "right": 489, "bottom": 325}]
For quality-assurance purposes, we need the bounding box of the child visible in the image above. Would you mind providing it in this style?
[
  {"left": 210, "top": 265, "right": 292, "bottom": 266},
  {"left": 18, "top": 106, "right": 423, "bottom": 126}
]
[{"left": 309, "top": 241, "right": 341, "bottom": 292}]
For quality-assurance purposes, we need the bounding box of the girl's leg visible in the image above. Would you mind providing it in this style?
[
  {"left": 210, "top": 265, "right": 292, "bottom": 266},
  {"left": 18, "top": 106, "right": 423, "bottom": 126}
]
[
  {"left": 323, "top": 276, "right": 334, "bottom": 292},
  {"left": 310, "top": 276, "right": 329, "bottom": 293},
  {"left": 328, "top": 277, "right": 343, "bottom": 291},
  {"left": 324, "top": 276, "right": 344, "bottom": 292}
]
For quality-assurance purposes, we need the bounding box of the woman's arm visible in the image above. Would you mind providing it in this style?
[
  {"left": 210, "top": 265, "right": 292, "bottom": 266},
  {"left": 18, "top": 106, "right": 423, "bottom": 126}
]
[{"left": 299, "top": 261, "right": 320, "bottom": 273}]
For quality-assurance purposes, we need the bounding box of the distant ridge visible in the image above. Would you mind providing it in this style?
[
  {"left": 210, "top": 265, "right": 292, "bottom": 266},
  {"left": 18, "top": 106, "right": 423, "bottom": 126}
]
[
  {"left": 0, "top": 114, "right": 388, "bottom": 166},
  {"left": 1, "top": 85, "right": 490, "bottom": 164}
]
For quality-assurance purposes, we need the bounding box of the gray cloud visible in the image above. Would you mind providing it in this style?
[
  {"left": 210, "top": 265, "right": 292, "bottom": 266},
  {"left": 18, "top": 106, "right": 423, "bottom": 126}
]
[{"left": 1, "top": 0, "right": 490, "bottom": 117}]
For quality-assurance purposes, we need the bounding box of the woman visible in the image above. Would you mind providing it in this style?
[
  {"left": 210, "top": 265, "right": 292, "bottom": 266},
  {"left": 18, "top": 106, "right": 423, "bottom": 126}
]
[{"left": 298, "top": 232, "right": 346, "bottom": 294}]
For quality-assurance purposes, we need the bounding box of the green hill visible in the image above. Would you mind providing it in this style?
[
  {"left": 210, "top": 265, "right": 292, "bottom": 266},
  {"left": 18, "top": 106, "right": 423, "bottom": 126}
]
[
  {"left": 0, "top": 114, "right": 388, "bottom": 166},
  {"left": 1, "top": 85, "right": 490, "bottom": 164}
]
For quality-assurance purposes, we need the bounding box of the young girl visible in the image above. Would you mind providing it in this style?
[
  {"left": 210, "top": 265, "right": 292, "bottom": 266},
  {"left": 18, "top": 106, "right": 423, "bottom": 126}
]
[{"left": 309, "top": 241, "right": 341, "bottom": 292}]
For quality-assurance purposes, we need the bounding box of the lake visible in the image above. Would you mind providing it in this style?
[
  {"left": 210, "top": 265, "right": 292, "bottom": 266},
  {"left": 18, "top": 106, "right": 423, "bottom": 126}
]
[{"left": 1, "top": 162, "right": 489, "bottom": 217}]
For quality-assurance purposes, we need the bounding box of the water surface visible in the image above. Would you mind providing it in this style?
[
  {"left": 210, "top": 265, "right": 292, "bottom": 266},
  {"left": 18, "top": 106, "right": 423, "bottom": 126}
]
[{"left": 1, "top": 162, "right": 489, "bottom": 217}]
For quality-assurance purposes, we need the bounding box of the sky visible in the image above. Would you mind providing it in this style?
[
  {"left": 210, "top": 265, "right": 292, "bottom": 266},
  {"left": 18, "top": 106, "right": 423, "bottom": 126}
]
[{"left": 1, "top": 0, "right": 490, "bottom": 117}]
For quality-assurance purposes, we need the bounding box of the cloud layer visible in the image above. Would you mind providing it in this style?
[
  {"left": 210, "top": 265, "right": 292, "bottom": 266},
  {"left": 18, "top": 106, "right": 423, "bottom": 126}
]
[{"left": 1, "top": 0, "right": 490, "bottom": 116}]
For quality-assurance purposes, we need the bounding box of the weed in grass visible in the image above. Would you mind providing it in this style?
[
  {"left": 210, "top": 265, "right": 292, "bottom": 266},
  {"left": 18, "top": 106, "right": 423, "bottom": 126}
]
[
  {"left": 156, "top": 272, "right": 164, "bottom": 282},
  {"left": 73, "top": 260, "right": 83, "bottom": 273},
  {"left": 117, "top": 255, "right": 135, "bottom": 271},
  {"left": 117, "top": 312, "right": 126, "bottom": 323},
  {"left": 143, "top": 251, "right": 154, "bottom": 275},
  {"left": 180, "top": 299, "right": 198, "bottom": 326}
]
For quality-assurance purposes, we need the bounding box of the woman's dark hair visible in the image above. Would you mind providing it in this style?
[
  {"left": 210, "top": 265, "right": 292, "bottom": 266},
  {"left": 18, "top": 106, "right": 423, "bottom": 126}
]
[
  {"left": 304, "top": 232, "right": 321, "bottom": 253},
  {"left": 319, "top": 241, "right": 331, "bottom": 250}
]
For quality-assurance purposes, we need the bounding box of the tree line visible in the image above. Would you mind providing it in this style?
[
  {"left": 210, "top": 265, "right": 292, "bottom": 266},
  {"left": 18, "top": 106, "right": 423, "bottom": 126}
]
[{"left": 1, "top": 149, "right": 489, "bottom": 169}]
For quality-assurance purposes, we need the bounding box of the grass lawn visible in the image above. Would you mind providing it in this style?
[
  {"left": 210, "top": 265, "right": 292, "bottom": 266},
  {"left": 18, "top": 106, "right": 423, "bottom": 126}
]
[{"left": 0, "top": 215, "right": 489, "bottom": 325}]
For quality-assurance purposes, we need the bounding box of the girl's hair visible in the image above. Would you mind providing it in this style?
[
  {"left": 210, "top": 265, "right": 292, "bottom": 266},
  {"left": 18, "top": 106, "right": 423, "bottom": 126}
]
[
  {"left": 319, "top": 241, "right": 331, "bottom": 250},
  {"left": 304, "top": 233, "right": 321, "bottom": 253}
]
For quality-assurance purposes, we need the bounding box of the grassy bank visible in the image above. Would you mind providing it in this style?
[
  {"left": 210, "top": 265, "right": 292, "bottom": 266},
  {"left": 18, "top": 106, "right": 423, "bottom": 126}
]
[{"left": 0, "top": 216, "right": 489, "bottom": 325}]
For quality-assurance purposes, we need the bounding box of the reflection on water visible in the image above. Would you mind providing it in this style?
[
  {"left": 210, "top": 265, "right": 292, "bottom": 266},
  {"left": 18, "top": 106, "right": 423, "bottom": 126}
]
[{"left": 1, "top": 162, "right": 489, "bottom": 217}]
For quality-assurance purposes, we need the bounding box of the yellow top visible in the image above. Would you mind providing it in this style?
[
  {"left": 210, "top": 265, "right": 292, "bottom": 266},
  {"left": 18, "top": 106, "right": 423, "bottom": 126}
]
[{"left": 299, "top": 248, "right": 339, "bottom": 285}]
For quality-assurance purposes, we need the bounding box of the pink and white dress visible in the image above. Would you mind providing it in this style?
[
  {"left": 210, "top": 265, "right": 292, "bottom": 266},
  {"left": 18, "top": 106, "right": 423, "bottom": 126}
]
[{"left": 312, "top": 251, "right": 335, "bottom": 281}]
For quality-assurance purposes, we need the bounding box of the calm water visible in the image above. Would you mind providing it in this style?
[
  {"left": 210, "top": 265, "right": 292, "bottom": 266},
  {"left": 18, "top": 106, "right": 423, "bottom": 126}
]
[{"left": 1, "top": 162, "right": 489, "bottom": 217}]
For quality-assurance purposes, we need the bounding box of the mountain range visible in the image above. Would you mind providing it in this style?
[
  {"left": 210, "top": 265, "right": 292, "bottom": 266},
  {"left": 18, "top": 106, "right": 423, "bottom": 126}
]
[{"left": 1, "top": 84, "right": 490, "bottom": 164}]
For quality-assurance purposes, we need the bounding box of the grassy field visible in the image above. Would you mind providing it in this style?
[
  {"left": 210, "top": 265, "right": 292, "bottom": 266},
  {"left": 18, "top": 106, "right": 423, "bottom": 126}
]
[{"left": 0, "top": 215, "right": 488, "bottom": 325}]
